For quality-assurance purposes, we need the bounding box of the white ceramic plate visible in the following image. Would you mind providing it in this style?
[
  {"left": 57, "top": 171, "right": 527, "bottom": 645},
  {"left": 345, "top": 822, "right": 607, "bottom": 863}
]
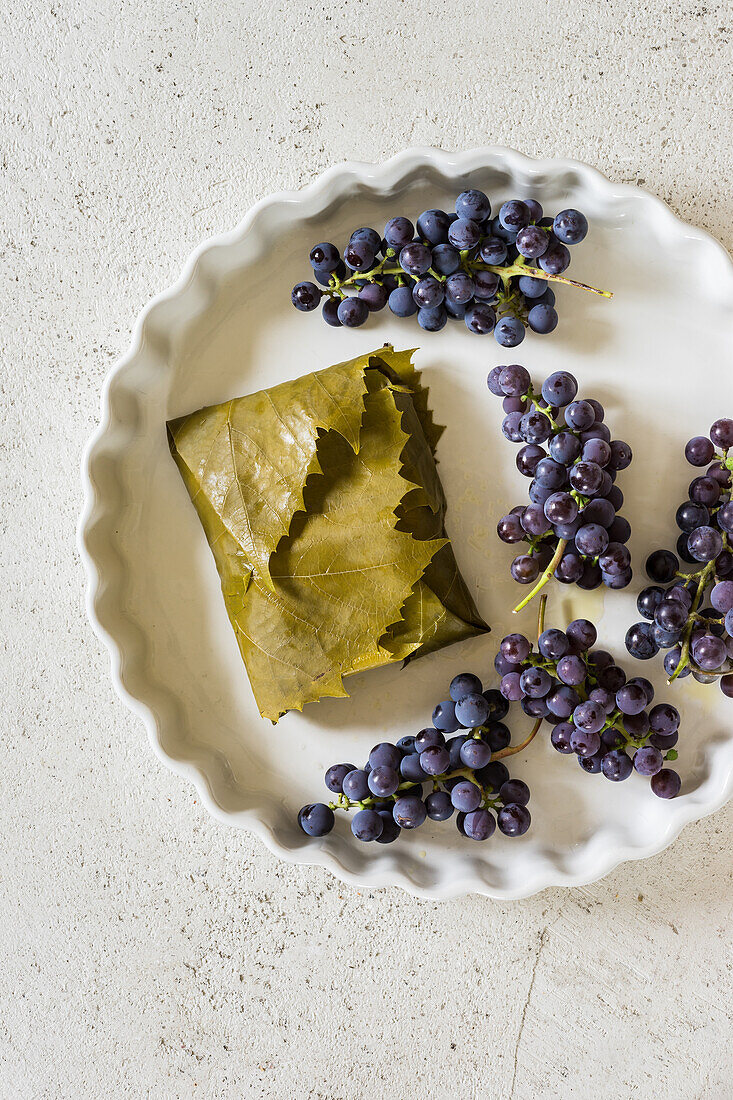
[{"left": 79, "top": 148, "right": 733, "bottom": 899}]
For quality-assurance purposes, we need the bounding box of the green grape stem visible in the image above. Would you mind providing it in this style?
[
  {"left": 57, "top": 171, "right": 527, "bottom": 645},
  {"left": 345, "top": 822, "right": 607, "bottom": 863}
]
[
  {"left": 325, "top": 254, "right": 613, "bottom": 308},
  {"left": 668, "top": 539, "right": 728, "bottom": 683},
  {"left": 512, "top": 540, "right": 569, "bottom": 615}
]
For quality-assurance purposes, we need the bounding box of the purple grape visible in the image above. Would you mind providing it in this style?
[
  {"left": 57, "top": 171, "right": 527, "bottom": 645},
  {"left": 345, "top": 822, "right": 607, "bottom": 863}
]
[
  {"left": 384, "top": 216, "right": 415, "bottom": 248},
  {"left": 459, "top": 738, "right": 492, "bottom": 769},
  {"left": 553, "top": 209, "right": 588, "bottom": 245},
  {"left": 337, "top": 297, "right": 369, "bottom": 327},
  {"left": 615, "top": 683, "right": 647, "bottom": 715},
  {"left": 500, "top": 672, "right": 525, "bottom": 701},
  {"left": 342, "top": 769, "right": 370, "bottom": 801},
  {"left": 608, "top": 440, "right": 633, "bottom": 470},
  {"left": 351, "top": 808, "right": 383, "bottom": 841},
  {"left": 518, "top": 274, "right": 547, "bottom": 298},
  {"left": 415, "top": 727, "right": 445, "bottom": 753},
  {"left": 484, "top": 722, "right": 511, "bottom": 752},
  {"left": 551, "top": 723, "right": 575, "bottom": 753},
  {"left": 541, "top": 371, "right": 578, "bottom": 407},
  {"left": 538, "top": 628, "right": 570, "bottom": 660},
  {"left": 325, "top": 763, "right": 358, "bottom": 793},
  {"left": 480, "top": 236, "right": 508, "bottom": 264},
  {"left": 298, "top": 803, "right": 335, "bottom": 837},
  {"left": 425, "top": 790, "right": 454, "bottom": 821},
  {"left": 691, "top": 633, "right": 727, "bottom": 671},
  {"left": 546, "top": 685, "right": 580, "bottom": 718},
  {"left": 646, "top": 550, "right": 679, "bottom": 584},
  {"left": 634, "top": 745, "right": 664, "bottom": 776},
  {"left": 419, "top": 746, "right": 451, "bottom": 776},
  {"left": 538, "top": 241, "right": 571, "bottom": 274},
  {"left": 516, "top": 224, "right": 550, "bottom": 258},
  {"left": 711, "top": 581, "right": 733, "bottom": 614},
  {"left": 465, "top": 303, "right": 497, "bottom": 334},
  {"left": 598, "top": 543, "right": 631, "bottom": 576},
  {"left": 451, "top": 780, "right": 482, "bottom": 813},
  {"left": 607, "top": 515, "right": 631, "bottom": 544},
  {"left": 473, "top": 269, "right": 501, "bottom": 299},
  {"left": 527, "top": 304, "right": 558, "bottom": 335},
  {"left": 495, "top": 316, "right": 526, "bottom": 347},
  {"left": 569, "top": 462, "right": 604, "bottom": 496},
  {"left": 535, "top": 457, "right": 568, "bottom": 489},
  {"left": 572, "top": 702, "right": 606, "bottom": 736},
  {"left": 432, "top": 243, "right": 461, "bottom": 275},
  {"left": 416, "top": 208, "right": 451, "bottom": 245},
  {"left": 521, "top": 503, "right": 551, "bottom": 537},
  {"left": 578, "top": 751, "right": 604, "bottom": 774},
  {"left": 389, "top": 285, "right": 418, "bottom": 318},
  {"left": 556, "top": 654, "right": 588, "bottom": 686},
  {"left": 368, "top": 765, "right": 400, "bottom": 797},
  {"left": 399, "top": 241, "right": 432, "bottom": 276},
  {"left": 687, "top": 526, "right": 723, "bottom": 562},
  {"left": 685, "top": 435, "right": 715, "bottom": 466},
  {"left": 650, "top": 769, "right": 681, "bottom": 799},
  {"left": 499, "top": 364, "right": 531, "bottom": 396},
  {"left": 497, "top": 513, "right": 525, "bottom": 543},
  {"left": 432, "top": 702, "right": 461, "bottom": 734},
  {"left": 463, "top": 808, "right": 496, "bottom": 841},
  {"left": 710, "top": 417, "right": 733, "bottom": 448},
  {"left": 291, "top": 281, "right": 322, "bottom": 311},
  {"left": 519, "top": 666, "right": 552, "bottom": 698},
  {"left": 575, "top": 523, "right": 610, "bottom": 557},
  {"left": 517, "top": 444, "right": 547, "bottom": 477},
  {"left": 449, "top": 673, "right": 483, "bottom": 702},
  {"left": 511, "top": 555, "right": 540, "bottom": 584},
  {"left": 689, "top": 476, "right": 720, "bottom": 506},
  {"left": 448, "top": 217, "right": 481, "bottom": 250},
  {"left": 601, "top": 750, "right": 633, "bottom": 782},
  {"left": 497, "top": 803, "right": 531, "bottom": 836},
  {"left": 417, "top": 306, "right": 447, "bottom": 332},
  {"left": 400, "top": 754, "right": 428, "bottom": 783},
  {"left": 443, "top": 735, "right": 465, "bottom": 771},
  {"left": 520, "top": 410, "right": 552, "bottom": 444},
  {"left": 455, "top": 693, "right": 490, "bottom": 728},
  {"left": 499, "top": 199, "right": 531, "bottom": 231},
  {"left": 392, "top": 795, "right": 427, "bottom": 829},
  {"left": 571, "top": 726, "right": 602, "bottom": 757},
  {"left": 500, "top": 633, "right": 532, "bottom": 664},
  {"left": 565, "top": 400, "right": 597, "bottom": 432},
  {"left": 654, "top": 599, "right": 688, "bottom": 633}
]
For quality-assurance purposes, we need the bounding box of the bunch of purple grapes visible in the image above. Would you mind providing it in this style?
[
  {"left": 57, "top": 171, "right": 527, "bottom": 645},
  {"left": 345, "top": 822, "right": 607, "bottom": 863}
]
[
  {"left": 496, "top": 619, "right": 682, "bottom": 796},
  {"left": 298, "top": 670, "right": 533, "bottom": 843},
  {"left": 490, "top": 365, "right": 633, "bottom": 610},
  {"left": 625, "top": 418, "right": 733, "bottom": 695},
  {"left": 291, "top": 190, "right": 609, "bottom": 346}
]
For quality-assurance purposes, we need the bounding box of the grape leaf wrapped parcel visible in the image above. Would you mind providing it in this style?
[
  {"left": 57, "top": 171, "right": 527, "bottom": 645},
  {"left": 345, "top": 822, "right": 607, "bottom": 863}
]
[{"left": 167, "top": 345, "right": 488, "bottom": 722}]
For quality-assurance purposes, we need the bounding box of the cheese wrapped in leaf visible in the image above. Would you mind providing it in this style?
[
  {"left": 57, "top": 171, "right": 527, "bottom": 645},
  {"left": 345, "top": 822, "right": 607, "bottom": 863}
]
[{"left": 167, "top": 346, "right": 488, "bottom": 721}]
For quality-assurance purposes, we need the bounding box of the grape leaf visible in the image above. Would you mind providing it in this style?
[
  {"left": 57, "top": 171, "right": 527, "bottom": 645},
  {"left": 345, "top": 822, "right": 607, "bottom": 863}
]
[{"left": 168, "top": 346, "right": 489, "bottom": 721}]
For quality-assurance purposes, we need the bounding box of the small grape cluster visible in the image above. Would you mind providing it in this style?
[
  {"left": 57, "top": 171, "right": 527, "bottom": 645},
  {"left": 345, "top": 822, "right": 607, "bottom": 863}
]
[
  {"left": 496, "top": 612, "right": 682, "bottom": 796},
  {"left": 625, "top": 419, "right": 733, "bottom": 695},
  {"left": 291, "top": 190, "right": 611, "bottom": 346},
  {"left": 490, "top": 365, "right": 633, "bottom": 612},
  {"left": 298, "top": 671, "right": 534, "bottom": 844}
]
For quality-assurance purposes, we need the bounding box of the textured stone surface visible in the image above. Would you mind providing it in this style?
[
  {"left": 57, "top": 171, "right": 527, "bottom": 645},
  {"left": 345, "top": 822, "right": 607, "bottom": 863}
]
[{"left": 2, "top": 1, "right": 732, "bottom": 1096}]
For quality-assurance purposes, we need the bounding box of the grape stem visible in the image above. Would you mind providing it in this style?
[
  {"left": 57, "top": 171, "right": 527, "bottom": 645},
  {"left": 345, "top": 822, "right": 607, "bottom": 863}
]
[
  {"left": 537, "top": 593, "right": 547, "bottom": 636},
  {"left": 512, "top": 540, "right": 569, "bottom": 614},
  {"left": 493, "top": 716, "right": 544, "bottom": 760},
  {"left": 327, "top": 256, "right": 613, "bottom": 302},
  {"left": 668, "top": 555, "right": 718, "bottom": 683}
]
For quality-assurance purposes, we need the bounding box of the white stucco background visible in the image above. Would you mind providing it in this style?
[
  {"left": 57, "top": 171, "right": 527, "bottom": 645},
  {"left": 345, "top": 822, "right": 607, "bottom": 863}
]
[{"left": 2, "top": 2, "right": 732, "bottom": 1096}]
